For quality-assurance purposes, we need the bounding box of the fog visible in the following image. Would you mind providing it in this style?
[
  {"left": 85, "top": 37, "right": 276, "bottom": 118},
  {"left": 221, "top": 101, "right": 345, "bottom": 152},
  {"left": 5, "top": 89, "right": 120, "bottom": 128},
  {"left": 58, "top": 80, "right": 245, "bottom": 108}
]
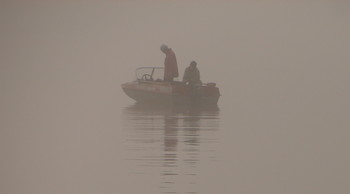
[{"left": 1, "top": 1, "right": 350, "bottom": 194}]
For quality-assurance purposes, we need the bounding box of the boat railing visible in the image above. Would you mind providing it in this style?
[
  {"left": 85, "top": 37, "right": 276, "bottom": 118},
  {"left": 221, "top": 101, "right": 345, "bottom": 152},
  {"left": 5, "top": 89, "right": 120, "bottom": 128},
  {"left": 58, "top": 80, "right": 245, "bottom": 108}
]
[{"left": 135, "top": 67, "right": 164, "bottom": 81}]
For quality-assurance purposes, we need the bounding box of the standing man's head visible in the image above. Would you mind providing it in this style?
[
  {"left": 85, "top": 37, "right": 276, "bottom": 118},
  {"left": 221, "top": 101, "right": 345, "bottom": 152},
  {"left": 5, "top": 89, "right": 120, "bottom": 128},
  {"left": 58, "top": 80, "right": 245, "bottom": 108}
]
[{"left": 160, "top": 44, "right": 168, "bottom": 53}]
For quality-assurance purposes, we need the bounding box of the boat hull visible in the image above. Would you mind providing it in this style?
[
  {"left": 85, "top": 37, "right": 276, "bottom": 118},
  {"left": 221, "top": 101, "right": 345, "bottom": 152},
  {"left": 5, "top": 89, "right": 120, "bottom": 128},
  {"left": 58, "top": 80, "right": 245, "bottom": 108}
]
[{"left": 122, "top": 80, "right": 220, "bottom": 106}]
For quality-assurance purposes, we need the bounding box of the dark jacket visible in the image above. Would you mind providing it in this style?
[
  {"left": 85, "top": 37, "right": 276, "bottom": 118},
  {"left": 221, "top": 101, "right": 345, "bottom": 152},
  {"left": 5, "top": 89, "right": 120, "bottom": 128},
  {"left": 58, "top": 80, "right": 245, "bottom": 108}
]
[
  {"left": 183, "top": 66, "right": 201, "bottom": 86},
  {"left": 163, "top": 49, "right": 179, "bottom": 81}
]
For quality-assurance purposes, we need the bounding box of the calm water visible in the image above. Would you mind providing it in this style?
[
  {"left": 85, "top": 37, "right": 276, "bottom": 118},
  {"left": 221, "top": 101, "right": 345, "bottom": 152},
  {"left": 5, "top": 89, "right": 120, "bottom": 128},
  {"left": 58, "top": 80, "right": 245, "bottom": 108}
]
[{"left": 122, "top": 103, "right": 220, "bottom": 194}]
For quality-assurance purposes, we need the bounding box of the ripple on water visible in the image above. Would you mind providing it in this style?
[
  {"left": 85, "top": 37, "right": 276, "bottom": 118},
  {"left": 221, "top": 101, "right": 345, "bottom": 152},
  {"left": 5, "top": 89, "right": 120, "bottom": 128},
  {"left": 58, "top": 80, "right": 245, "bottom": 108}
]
[{"left": 122, "top": 103, "right": 220, "bottom": 194}]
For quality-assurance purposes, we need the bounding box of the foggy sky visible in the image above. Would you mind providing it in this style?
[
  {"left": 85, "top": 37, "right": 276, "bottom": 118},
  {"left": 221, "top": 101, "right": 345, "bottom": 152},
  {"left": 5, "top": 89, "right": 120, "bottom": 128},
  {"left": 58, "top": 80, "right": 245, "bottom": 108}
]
[{"left": 1, "top": 1, "right": 350, "bottom": 194}]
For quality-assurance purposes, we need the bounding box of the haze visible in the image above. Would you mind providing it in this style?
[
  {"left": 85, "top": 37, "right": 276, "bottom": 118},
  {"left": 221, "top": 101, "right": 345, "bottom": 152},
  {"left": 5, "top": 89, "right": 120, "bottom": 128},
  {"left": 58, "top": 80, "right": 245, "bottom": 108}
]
[{"left": 1, "top": 1, "right": 350, "bottom": 194}]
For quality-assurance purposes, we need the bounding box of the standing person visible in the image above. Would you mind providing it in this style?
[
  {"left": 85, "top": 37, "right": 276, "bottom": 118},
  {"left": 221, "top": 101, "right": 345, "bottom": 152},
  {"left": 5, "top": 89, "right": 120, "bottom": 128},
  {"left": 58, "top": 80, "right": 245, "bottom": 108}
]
[
  {"left": 182, "top": 61, "right": 202, "bottom": 86},
  {"left": 160, "top": 44, "right": 179, "bottom": 82}
]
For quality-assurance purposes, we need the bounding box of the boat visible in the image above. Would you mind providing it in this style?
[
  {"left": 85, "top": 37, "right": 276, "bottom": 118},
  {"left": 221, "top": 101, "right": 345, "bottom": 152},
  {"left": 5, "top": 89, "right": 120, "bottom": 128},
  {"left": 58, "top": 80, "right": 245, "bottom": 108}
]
[{"left": 121, "top": 67, "right": 220, "bottom": 106}]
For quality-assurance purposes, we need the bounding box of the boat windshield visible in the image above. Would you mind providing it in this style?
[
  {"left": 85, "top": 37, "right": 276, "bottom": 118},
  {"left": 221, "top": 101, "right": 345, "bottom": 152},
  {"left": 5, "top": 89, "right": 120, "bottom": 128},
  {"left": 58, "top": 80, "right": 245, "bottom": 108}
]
[{"left": 135, "top": 67, "right": 164, "bottom": 81}]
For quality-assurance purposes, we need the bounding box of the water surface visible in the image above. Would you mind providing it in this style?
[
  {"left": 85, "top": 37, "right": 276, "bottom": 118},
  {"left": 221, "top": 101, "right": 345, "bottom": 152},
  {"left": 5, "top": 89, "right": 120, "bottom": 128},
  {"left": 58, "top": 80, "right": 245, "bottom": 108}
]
[{"left": 122, "top": 103, "right": 220, "bottom": 194}]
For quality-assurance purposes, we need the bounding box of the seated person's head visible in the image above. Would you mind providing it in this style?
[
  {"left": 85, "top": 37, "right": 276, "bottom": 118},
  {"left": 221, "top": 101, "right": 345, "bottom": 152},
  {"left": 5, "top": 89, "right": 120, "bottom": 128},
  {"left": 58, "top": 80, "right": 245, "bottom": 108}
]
[{"left": 190, "top": 61, "right": 197, "bottom": 69}]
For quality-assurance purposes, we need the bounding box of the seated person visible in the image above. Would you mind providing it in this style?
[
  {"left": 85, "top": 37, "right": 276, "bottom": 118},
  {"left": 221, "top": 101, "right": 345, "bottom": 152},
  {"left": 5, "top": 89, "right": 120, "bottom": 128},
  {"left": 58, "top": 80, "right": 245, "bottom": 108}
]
[{"left": 182, "top": 61, "right": 202, "bottom": 86}]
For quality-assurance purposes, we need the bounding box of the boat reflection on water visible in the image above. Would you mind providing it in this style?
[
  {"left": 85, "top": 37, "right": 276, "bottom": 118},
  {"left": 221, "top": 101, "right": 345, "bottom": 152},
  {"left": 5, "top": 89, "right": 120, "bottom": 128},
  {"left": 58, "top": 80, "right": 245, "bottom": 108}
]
[{"left": 122, "top": 103, "right": 220, "bottom": 194}]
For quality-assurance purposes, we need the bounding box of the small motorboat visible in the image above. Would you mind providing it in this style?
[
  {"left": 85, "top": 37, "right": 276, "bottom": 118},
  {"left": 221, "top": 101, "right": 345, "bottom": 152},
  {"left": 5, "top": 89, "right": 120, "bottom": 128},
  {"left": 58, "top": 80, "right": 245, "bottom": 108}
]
[{"left": 121, "top": 67, "right": 221, "bottom": 106}]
